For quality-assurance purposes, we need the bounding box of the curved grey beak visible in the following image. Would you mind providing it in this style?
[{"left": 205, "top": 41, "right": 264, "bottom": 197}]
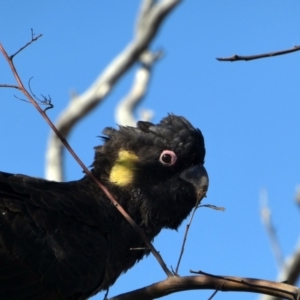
[{"left": 180, "top": 164, "right": 209, "bottom": 201}]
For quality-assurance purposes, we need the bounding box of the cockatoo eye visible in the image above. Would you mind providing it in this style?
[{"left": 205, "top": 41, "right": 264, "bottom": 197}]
[{"left": 159, "top": 150, "right": 177, "bottom": 166}]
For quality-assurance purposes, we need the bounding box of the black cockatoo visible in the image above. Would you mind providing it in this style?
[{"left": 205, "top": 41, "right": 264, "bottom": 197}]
[{"left": 0, "top": 114, "right": 208, "bottom": 299}]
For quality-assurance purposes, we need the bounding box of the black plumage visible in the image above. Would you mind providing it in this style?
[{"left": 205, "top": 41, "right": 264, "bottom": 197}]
[{"left": 0, "top": 115, "right": 208, "bottom": 300}]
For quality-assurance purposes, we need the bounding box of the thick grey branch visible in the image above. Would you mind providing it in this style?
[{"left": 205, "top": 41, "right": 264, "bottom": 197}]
[
  {"left": 45, "top": 0, "right": 180, "bottom": 180},
  {"left": 136, "top": 0, "right": 153, "bottom": 34}
]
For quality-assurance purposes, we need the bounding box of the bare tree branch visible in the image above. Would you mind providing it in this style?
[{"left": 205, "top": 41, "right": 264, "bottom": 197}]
[
  {"left": 0, "top": 40, "right": 173, "bottom": 278},
  {"left": 115, "top": 50, "right": 162, "bottom": 126},
  {"left": 45, "top": 0, "right": 180, "bottom": 181},
  {"left": 135, "top": 0, "right": 153, "bottom": 34},
  {"left": 259, "top": 189, "right": 300, "bottom": 300},
  {"left": 108, "top": 274, "right": 300, "bottom": 300},
  {"left": 260, "top": 189, "right": 285, "bottom": 270},
  {"left": 0, "top": 30, "right": 41, "bottom": 91},
  {"left": 10, "top": 29, "right": 42, "bottom": 59},
  {"left": 216, "top": 45, "right": 300, "bottom": 62}
]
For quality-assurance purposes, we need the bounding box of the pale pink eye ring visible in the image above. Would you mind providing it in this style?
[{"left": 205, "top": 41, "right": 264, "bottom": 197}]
[{"left": 159, "top": 150, "right": 177, "bottom": 166}]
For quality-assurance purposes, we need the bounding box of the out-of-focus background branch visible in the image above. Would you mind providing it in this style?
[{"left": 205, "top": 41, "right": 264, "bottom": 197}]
[
  {"left": 260, "top": 188, "right": 300, "bottom": 300},
  {"left": 45, "top": 0, "right": 179, "bottom": 181},
  {"left": 115, "top": 50, "right": 162, "bottom": 126}
]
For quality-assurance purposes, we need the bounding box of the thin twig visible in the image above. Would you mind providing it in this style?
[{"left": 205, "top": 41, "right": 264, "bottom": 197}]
[
  {"left": 217, "top": 45, "right": 300, "bottom": 62},
  {"left": 28, "top": 77, "right": 54, "bottom": 112},
  {"left": 0, "top": 41, "right": 172, "bottom": 278},
  {"left": 198, "top": 204, "right": 225, "bottom": 211},
  {"left": 104, "top": 288, "right": 109, "bottom": 300},
  {"left": 10, "top": 29, "right": 42, "bottom": 60},
  {"left": 175, "top": 189, "right": 207, "bottom": 274},
  {"left": 0, "top": 84, "right": 21, "bottom": 90},
  {"left": 208, "top": 289, "right": 219, "bottom": 300}
]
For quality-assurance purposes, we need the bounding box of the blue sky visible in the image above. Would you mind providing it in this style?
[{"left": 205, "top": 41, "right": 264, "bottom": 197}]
[{"left": 1, "top": 1, "right": 300, "bottom": 299}]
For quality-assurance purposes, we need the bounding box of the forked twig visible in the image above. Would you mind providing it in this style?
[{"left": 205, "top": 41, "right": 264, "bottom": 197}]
[
  {"left": 11, "top": 28, "right": 42, "bottom": 59},
  {"left": 28, "top": 77, "right": 54, "bottom": 112},
  {"left": 0, "top": 39, "right": 172, "bottom": 277}
]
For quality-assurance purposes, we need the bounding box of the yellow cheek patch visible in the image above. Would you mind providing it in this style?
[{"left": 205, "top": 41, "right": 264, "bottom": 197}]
[{"left": 109, "top": 150, "right": 138, "bottom": 187}]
